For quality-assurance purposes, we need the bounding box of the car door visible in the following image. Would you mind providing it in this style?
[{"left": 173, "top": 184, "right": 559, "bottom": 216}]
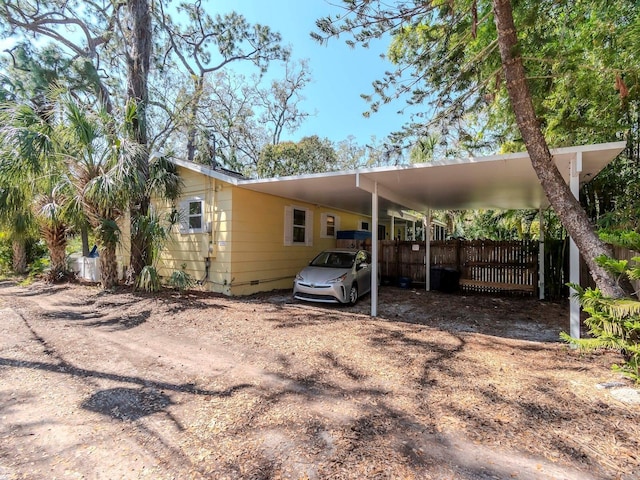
[{"left": 355, "top": 250, "right": 372, "bottom": 295}]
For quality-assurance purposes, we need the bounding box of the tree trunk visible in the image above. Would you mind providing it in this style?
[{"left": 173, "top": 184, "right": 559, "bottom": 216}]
[
  {"left": 44, "top": 224, "right": 68, "bottom": 276},
  {"left": 99, "top": 244, "right": 119, "bottom": 289},
  {"left": 186, "top": 76, "right": 205, "bottom": 163},
  {"left": 12, "top": 239, "right": 27, "bottom": 274},
  {"left": 127, "top": 0, "right": 152, "bottom": 276},
  {"left": 492, "top": 0, "right": 626, "bottom": 298},
  {"left": 81, "top": 224, "right": 90, "bottom": 257}
]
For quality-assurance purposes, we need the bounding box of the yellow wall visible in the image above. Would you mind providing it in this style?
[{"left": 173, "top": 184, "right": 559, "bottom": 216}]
[
  {"left": 228, "top": 187, "right": 367, "bottom": 296},
  {"left": 156, "top": 166, "right": 381, "bottom": 297},
  {"left": 155, "top": 166, "right": 234, "bottom": 295}
]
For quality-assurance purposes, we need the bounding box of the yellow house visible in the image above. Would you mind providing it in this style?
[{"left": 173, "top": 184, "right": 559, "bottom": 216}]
[{"left": 151, "top": 160, "right": 378, "bottom": 296}]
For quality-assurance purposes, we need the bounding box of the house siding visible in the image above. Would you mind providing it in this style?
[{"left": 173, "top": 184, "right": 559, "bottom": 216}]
[
  {"left": 155, "top": 166, "right": 234, "bottom": 295},
  {"left": 154, "top": 165, "right": 376, "bottom": 297}
]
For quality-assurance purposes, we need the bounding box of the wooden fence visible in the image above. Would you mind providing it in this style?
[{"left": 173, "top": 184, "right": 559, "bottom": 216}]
[
  {"left": 378, "top": 239, "right": 539, "bottom": 295},
  {"left": 580, "top": 245, "right": 640, "bottom": 295}
]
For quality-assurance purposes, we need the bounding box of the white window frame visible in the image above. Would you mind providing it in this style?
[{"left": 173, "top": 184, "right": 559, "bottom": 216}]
[
  {"left": 179, "top": 197, "right": 205, "bottom": 234},
  {"left": 320, "top": 212, "right": 341, "bottom": 238},
  {"left": 359, "top": 220, "right": 370, "bottom": 231},
  {"left": 284, "top": 205, "right": 313, "bottom": 246}
]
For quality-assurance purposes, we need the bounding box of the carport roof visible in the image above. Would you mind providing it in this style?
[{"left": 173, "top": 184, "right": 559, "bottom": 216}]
[
  {"left": 173, "top": 141, "right": 626, "bottom": 215},
  {"left": 240, "top": 142, "right": 626, "bottom": 215}
]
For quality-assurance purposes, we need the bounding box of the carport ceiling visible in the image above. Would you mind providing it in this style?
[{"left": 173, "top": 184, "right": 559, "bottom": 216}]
[{"left": 238, "top": 142, "right": 626, "bottom": 216}]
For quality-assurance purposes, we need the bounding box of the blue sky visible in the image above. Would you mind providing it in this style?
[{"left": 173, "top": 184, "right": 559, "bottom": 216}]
[
  {"left": 0, "top": 1, "right": 409, "bottom": 147},
  {"left": 215, "top": 0, "right": 407, "bottom": 146}
]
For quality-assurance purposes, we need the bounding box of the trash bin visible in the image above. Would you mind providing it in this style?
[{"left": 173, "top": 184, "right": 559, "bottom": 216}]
[
  {"left": 440, "top": 268, "right": 460, "bottom": 293},
  {"left": 430, "top": 267, "right": 443, "bottom": 291}
]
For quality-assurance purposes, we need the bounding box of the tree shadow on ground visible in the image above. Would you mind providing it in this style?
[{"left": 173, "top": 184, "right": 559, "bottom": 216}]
[
  {"left": 81, "top": 387, "right": 173, "bottom": 421},
  {"left": 0, "top": 356, "right": 253, "bottom": 399}
]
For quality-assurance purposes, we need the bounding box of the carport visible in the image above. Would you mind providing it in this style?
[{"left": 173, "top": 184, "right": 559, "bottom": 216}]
[{"left": 240, "top": 141, "right": 626, "bottom": 338}]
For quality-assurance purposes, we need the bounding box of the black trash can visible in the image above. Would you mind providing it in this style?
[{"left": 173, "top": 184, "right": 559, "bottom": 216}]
[
  {"left": 430, "top": 267, "right": 443, "bottom": 291},
  {"left": 440, "top": 268, "right": 460, "bottom": 293}
]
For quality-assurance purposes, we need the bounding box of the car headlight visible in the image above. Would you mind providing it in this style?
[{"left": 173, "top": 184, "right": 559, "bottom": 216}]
[
  {"left": 295, "top": 273, "right": 304, "bottom": 282},
  {"left": 327, "top": 273, "right": 347, "bottom": 284}
]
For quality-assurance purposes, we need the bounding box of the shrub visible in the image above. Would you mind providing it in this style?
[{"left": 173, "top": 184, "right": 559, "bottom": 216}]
[
  {"left": 166, "top": 264, "right": 194, "bottom": 293},
  {"left": 136, "top": 265, "right": 162, "bottom": 293},
  {"left": 562, "top": 231, "right": 640, "bottom": 384}
]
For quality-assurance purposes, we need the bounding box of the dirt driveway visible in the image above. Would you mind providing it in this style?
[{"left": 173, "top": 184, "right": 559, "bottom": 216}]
[{"left": 0, "top": 280, "right": 638, "bottom": 479}]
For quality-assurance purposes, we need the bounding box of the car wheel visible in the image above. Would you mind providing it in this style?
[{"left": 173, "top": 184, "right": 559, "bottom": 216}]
[{"left": 348, "top": 284, "right": 358, "bottom": 305}]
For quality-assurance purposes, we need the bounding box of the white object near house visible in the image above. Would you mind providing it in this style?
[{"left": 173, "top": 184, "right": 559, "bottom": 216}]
[{"left": 70, "top": 256, "right": 101, "bottom": 282}]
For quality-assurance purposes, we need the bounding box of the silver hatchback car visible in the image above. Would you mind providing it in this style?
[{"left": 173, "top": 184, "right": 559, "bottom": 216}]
[{"left": 293, "top": 249, "right": 372, "bottom": 304}]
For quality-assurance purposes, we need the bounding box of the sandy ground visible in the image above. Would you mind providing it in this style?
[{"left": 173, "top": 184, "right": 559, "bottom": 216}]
[{"left": 0, "top": 280, "right": 638, "bottom": 479}]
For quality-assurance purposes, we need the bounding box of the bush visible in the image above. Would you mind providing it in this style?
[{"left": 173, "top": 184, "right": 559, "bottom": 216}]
[
  {"left": 0, "top": 232, "right": 12, "bottom": 274},
  {"left": 136, "top": 265, "right": 162, "bottom": 293},
  {"left": 562, "top": 231, "right": 640, "bottom": 384},
  {"left": 166, "top": 264, "right": 194, "bottom": 293},
  {"left": 0, "top": 233, "right": 48, "bottom": 276}
]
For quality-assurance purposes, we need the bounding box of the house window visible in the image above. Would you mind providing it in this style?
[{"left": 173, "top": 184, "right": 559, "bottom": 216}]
[
  {"left": 293, "top": 208, "right": 306, "bottom": 243},
  {"left": 284, "top": 205, "right": 313, "bottom": 246},
  {"left": 359, "top": 220, "right": 370, "bottom": 231},
  {"left": 179, "top": 198, "right": 205, "bottom": 233},
  {"left": 188, "top": 200, "right": 203, "bottom": 230},
  {"left": 321, "top": 212, "right": 341, "bottom": 238}
]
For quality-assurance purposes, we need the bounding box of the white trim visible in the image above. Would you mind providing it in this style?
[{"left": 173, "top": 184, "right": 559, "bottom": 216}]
[
  {"left": 320, "top": 212, "right": 341, "bottom": 238},
  {"left": 284, "top": 205, "right": 313, "bottom": 246},
  {"left": 359, "top": 220, "right": 370, "bottom": 231},
  {"left": 179, "top": 197, "right": 205, "bottom": 234},
  {"left": 170, "top": 158, "right": 241, "bottom": 185}
]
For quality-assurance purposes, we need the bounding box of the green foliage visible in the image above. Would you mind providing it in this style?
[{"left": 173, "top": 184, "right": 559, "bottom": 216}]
[
  {"left": 443, "top": 208, "right": 543, "bottom": 240},
  {"left": 257, "top": 135, "right": 337, "bottom": 177},
  {"left": 167, "top": 264, "right": 194, "bottom": 293},
  {"left": 0, "top": 231, "right": 13, "bottom": 273},
  {"left": 564, "top": 285, "right": 640, "bottom": 384},
  {"left": 136, "top": 265, "right": 162, "bottom": 293},
  {"left": 563, "top": 230, "right": 640, "bottom": 383}
]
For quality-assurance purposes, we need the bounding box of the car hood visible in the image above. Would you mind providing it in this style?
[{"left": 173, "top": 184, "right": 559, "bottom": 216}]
[{"left": 298, "top": 266, "right": 350, "bottom": 284}]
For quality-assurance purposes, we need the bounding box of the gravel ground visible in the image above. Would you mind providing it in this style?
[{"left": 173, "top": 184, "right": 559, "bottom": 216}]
[{"left": 0, "top": 280, "right": 638, "bottom": 479}]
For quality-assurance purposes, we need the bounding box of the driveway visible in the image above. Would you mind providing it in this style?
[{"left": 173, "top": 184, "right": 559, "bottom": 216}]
[{"left": 0, "top": 281, "right": 637, "bottom": 479}]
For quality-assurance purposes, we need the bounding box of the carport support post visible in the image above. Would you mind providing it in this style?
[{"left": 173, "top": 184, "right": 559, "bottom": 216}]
[
  {"left": 425, "top": 210, "right": 431, "bottom": 291},
  {"left": 539, "top": 206, "right": 545, "bottom": 300},
  {"left": 371, "top": 181, "right": 379, "bottom": 317},
  {"left": 569, "top": 154, "right": 582, "bottom": 338}
]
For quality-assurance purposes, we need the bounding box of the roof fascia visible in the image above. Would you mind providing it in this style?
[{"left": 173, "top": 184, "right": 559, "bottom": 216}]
[{"left": 170, "top": 158, "right": 241, "bottom": 185}]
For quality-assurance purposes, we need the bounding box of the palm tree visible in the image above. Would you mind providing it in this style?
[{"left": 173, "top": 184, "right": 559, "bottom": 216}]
[
  {"left": 0, "top": 184, "right": 34, "bottom": 274},
  {"left": 0, "top": 99, "right": 61, "bottom": 275},
  {"left": 58, "top": 94, "right": 144, "bottom": 289},
  {"left": 32, "top": 185, "right": 70, "bottom": 279}
]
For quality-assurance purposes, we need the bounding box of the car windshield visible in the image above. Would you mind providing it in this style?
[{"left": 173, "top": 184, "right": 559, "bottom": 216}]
[{"left": 310, "top": 251, "right": 355, "bottom": 269}]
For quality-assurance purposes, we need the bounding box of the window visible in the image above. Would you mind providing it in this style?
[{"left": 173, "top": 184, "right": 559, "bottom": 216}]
[
  {"left": 188, "top": 200, "right": 203, "bottom": 230},
  {"left": 284, "top": 206, "right": 313, "bottom": 246},
  {"left": 179, "top": 198, "right": 205, "bottom": 233},
  {"left": 359, "top": 220, "right": 370, "bottom": 231},
  {"left": 320, "top": 212, "right": 341, "bottom": 238},
  {"left": 293, "top": 208, "right": 306, "bottom": 243}
]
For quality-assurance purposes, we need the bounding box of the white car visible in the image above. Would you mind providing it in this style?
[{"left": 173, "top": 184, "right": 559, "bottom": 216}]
[{"left": 293, "top": 249, "right": 373, "bottom": 304}]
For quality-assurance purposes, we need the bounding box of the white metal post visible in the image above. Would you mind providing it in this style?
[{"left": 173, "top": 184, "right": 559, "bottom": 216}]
[
  {"left": 391, "top": 215, "right": 395, "bottom": 241},
  {"left": 371, "top": 182, "right": 379, "bottom": 317},
  {"left": 425, "top": 210, "right": 431, "bottom": 291},
  {"left": 569, "top": 153, "right": 582, "bottom": 338},
  {"left": 539, "top": 206, "right": 545, "bottom": 300}
]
